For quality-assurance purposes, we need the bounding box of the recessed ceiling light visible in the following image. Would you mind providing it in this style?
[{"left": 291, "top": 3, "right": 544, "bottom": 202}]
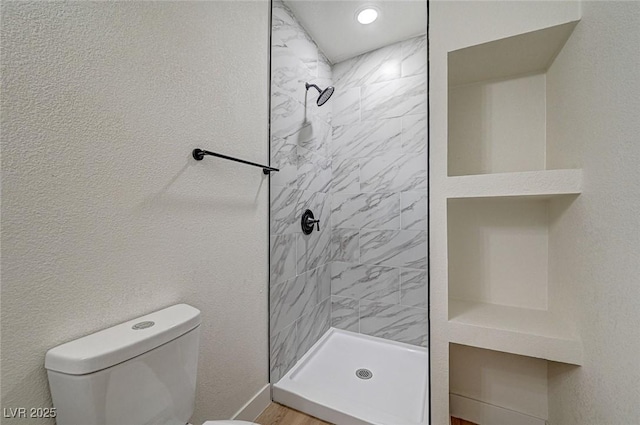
[{"left": 357, "top": 8, "right": 378, "bottom": 25}]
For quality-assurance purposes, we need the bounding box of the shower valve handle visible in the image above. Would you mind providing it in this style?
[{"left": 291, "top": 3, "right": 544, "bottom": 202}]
[
  {"left": 301, "top": 209, "right": 320, "bottom": 234},
  {"left": 307, "top": 218, "right": 320, "bottom": 231}
]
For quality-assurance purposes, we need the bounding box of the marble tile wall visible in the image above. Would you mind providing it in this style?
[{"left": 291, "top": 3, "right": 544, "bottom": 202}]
[
  {"left": 330, "top": 35, "right": 429, "bottom": 347},
  {"left": 269, "top": 1, "right": 333, "bottom": 383}
]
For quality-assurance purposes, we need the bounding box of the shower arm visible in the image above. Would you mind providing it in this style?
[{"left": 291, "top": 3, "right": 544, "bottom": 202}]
[{"left": 305, "top": 83, "right": 322, "bottom": 94}]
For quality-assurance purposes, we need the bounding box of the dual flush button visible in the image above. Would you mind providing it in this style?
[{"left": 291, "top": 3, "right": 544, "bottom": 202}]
[{"left": 132, "top": 321, "right": 155, "bottom": 330}]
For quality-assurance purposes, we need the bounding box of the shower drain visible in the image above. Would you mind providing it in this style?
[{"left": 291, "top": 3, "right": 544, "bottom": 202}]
[{"left": 355, "top": 368, "right": 373, "bottom": 380}]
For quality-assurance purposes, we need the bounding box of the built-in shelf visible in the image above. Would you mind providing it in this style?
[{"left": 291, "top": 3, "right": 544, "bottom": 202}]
[
  {"left": 448, "top": 299, "right": 583, "bottom": 365},
  {"left": 448, "top": 21, "right": 580, "bottom": 178},
  {"left": 445, "top": 19, "right": 583, "bottom": 367},
  {"left": 446, "top": 169, "right": 582, "bottom": 199},
  {"left": 448, "top": 22, "right": 578, "bottom": 87},
  {"left": 433, "top": 4, "right": 585, "bottom": 422}
]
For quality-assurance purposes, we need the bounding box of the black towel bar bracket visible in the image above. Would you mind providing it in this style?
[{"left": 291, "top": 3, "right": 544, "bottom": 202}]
[{"left": 192, "top": 148, "right": 279, "bottom": 175}]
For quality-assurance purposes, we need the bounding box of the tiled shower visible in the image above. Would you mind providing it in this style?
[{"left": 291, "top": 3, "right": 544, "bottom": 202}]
[{"left": 269, "top": 0, "right": 428, "bottom": 383}]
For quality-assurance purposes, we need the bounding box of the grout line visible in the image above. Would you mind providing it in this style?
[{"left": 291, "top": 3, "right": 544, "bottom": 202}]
[{"left": 358, "top": 298, "right": 361, "bottom": 334}]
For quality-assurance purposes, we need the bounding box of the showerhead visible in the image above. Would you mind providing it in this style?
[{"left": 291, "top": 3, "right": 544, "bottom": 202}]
[{"left": 305, "top": 83, "right": 335, "bottom": 107}]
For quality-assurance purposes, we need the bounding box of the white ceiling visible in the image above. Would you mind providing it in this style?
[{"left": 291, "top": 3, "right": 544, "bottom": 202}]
[{"left": 282, "top": 0, "right": 428, "bottom": 64}]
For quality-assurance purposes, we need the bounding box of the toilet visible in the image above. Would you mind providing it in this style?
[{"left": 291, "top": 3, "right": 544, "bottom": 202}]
[{"left": 45, "top": 304, "right": 259, "bottom": 425}]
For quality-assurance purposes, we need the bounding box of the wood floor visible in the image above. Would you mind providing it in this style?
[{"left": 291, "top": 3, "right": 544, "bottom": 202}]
[
  {"left": 255, "top": 403, "right": 477, "bottom": 425},
  {"left": 451, "top": 417, "right": 478, "bottom": 425},
  {"left": 255, "top": 403, "right": 331, "bottom": 425}
]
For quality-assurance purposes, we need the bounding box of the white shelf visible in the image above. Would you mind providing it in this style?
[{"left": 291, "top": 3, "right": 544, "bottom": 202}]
[
  {"left": 448, "top": 299, "right": 583, "bottom": 365},
  {"left": 446, "top": 169, "right": 582, "bottom": 199},
  {"left": 448, "top": 21, "right": 578, "bottom": 87}
]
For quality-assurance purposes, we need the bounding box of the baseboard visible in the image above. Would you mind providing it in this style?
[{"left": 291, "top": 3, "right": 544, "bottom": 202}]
[
  {"left": 232, "top": 384, "right": 272, "bottom": 421},
  {"left": 450, "top": 394, "right": 546, "bottom": 425}
]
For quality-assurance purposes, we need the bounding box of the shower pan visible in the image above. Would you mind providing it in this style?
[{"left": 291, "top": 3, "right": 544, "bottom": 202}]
[{"left": 273, "top": 328, "right": 429, "bottom": 425}]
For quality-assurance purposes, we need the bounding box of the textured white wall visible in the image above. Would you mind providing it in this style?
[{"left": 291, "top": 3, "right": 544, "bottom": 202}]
[
  {"left": 0, "top": 2, "right": 269, "bottom": 424},
  {"left": 545, "top": 2, "right": 640, "bottom": 423}
]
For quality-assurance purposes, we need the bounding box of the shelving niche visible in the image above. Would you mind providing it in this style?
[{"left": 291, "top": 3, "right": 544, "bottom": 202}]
[
  {"left": 446, "top": 21, "right": 583, "bottom": 365},
  {"left": 448, "top": 21, "right": 579, "bottom": 178},
  {"left": 449, "top": 344, "right": 550, "bottom": 425}
]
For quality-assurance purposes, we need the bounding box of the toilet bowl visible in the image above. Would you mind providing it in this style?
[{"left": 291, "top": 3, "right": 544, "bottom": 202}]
[{"left": 45, "top": 304, "right": 261, "bottom": 425}]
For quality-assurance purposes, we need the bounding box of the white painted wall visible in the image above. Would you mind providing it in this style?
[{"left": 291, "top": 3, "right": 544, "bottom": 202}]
[
  {"left": 448, "top": 198, "right": 549, "bottom": 311},
  {"left": 450, "top": 344, "right": 548, "bottom": 420},
  {"left": 545, "top": 2, "right": 640, "bottom": 423},
  {"left": 448, "top": 74, "right": 547, "bottom": 176},
  {"left": 0, "top": 2, "right": 270, "bottom": 424}
]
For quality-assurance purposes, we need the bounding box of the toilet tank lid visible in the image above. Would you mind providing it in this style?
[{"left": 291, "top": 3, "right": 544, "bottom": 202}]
[{"left": 45, "top": 304, "right": 201, "bottom": 375}]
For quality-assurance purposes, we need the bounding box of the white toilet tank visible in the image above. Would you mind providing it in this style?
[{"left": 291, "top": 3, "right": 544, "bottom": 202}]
[{"left": 45, "top": 304, "right": 201, "bottom": 425}]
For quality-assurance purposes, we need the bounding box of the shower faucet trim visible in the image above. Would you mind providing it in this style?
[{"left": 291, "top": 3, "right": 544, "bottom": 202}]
[{"left": 301, "top": 209, "right": 320, "bottom": 234}]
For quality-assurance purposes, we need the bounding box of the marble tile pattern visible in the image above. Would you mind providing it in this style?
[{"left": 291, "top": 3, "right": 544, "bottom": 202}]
[
  {"left": 401, "top": 36, "right": 428, "bottom": 78},
  {"left": 331, "top": 156, "right": 359, "bottom": 194},
  {"left": 358, "top": 154, "right": 427, "bottom": 192},
  {"left": 270, "top": 322, "right": 296, "bottom": 383},
  {"left": 333, "top": 42, "right": 402, "bottom": 89},
  {"left": 297, "top": 147, "right": 331, "bottom": 194},
  {"left": 360, "top": 153, "right": 427, "bottom": 193},
  {"left": 359, "top": 299, "right": 428, "bottom": 346},
  {"left": 286, "top": 114, "right": 331, "bottom": 159},
  {"left": 271, "top": 233, "right": 297, "bottom": 285},
  {"left": 332, "top": 118, "right": 402, "bottom": 159},
  {"left": 402, "top": 114, "right": 427, "bottom": 153},
  {"left": 332, "top": 192, "right": 401, "bottom": 230},
  {"left": 270, "top": 272, "right": 317, "bottom": 336},
  {"left": 270, "top": 136, "right": 298, "bottom": 188},
  {"left": 270, "top": 1, "right": 334, "bottom": 383},
  {"left": 329, "top": 35, "right": 428, "bottom": 347},
  {"left": 295, "top": 297, "right": 331, "bottom": 360},
  {"left": 270, "top": 8, "right": 428, "bottom": 384},
  {"left": 271, "top": 90, "right": 307, "bottom": 141},
  {"left": 361, "top": 75, "right": 427, "bottom": 121},
  {"left": 401, "top": 191, "right": 427, "bottom": 231},
  {"left": 330, "top": 228, "right": 359, "bottom": 263},
  {"left": 359, "top": 229, "right": 427, "bottom": 269},
  {"left": 313, "top": 262, "right": 332, "bottom": 302},
  {"left": 331, "top": 262, "right": 400, "bottom": 304},
  {"left": 400, "top": 269, "right": 428, "bottom": 309},
  {"left": 331, "top": 87, "right": 360, "bottom": 127},
  {"left": 271, "top": 185, "right": 300, "bottom": 236},
  {"left": 297, "top": 225, "right": 330, "bottom": 274},
  {"left": 297, "top": 190, "right": 331, "bottom": 273},
  {"left": 331, "top": 296, "right": 359, "bottom": 332}
]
